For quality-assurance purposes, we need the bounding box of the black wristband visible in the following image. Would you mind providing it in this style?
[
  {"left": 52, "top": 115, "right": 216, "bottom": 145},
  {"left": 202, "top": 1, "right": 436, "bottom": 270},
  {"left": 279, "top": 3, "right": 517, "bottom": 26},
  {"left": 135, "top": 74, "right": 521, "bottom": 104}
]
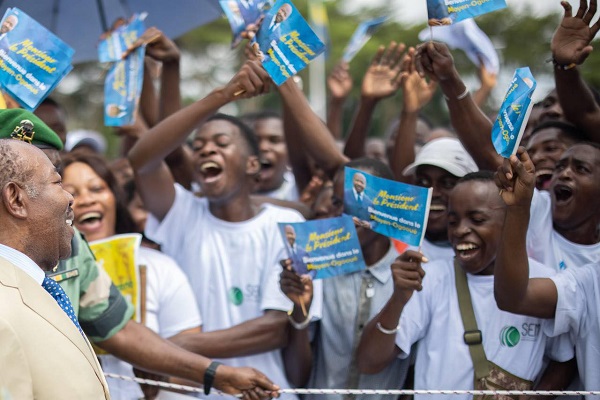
[{"left": 203, "top": 361, "right": 222, "bottom": 395}]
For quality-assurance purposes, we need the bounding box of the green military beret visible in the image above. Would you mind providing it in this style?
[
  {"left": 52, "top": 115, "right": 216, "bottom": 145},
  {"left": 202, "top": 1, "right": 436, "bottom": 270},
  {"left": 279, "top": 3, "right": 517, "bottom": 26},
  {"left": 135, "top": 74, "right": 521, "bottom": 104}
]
[{"left": 0, "top": 109, "right": 63, "bottom": 151}]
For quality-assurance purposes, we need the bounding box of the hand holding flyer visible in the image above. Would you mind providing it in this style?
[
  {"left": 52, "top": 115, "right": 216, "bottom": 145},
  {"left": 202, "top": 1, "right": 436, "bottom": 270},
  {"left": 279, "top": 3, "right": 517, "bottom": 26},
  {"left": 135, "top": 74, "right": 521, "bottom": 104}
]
[
  {"left": 343, "top": 167, "right": 432, "bottom": 247},
  {"left": 219, "top": 0, "right": 274, "bottom": 48},
  {"left": 491, "top": 67, "right": 536, "bottom": 158},
  {"left": 221, "top": 0, "right": 324, "bottom": 85},
  {"left": 278, "top": 215, "right": 365, "bottom": 280},
  {"left": 251, "top": 0, "right": 325, "bottom": 85},
  {"left": 0, "top": 8, "right": 73, "bottom": 111},
  {"left": 98, "top": 13, "right": 147, "bottom": 63}
]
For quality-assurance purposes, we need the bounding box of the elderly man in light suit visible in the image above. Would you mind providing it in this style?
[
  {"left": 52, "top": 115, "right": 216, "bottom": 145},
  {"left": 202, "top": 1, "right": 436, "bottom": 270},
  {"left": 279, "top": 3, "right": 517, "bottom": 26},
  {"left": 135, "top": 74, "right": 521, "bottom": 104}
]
[{"left": 0, "top": 139, "right": 110, "bottom": 399}]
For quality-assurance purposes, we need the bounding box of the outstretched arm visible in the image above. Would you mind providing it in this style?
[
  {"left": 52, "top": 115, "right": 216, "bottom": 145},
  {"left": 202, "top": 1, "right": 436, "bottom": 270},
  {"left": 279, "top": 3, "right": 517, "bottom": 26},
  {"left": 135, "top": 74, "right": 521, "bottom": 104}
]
[
  {"left": 357, "top": 250, "right": 427, "bottom": 374},
  {"left": 128, "top": 61, "right": 271, "bottom": 220},
  {"left": 170, "top": 310, "right": 289, "bottom": 358},
  {"left": 343, "top": 42, "right": 405, "bottom": 160},
  {"left": 98, "top": 320, "right": 279, "bottom": 398},
  {"left": 494, "top": 148, "right": 558, "bottom": 318},
  {"left": 415, "top": 42, "right": 501, "bottom": 170},
  {"left": 551, "top": 0, "right": 600, "bottom": 142},
  {"left": 278, "top": 78, "right": 348, "bottom": 180},
  {"left": 390, "top": 48, "right": 437, "bottom": 182},
  {"left": 472, "top": 63, "right": 497, "bottom": 108},
  {"left": 326, "top": 61, "right": 353, "bottom": 140}
]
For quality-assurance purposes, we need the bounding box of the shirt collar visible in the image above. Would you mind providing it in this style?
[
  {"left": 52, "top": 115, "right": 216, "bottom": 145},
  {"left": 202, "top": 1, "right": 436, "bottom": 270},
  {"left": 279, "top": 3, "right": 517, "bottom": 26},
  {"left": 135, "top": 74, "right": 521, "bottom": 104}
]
[
  {"left": 0, "top": 243, "right": 45, "bottom": 284},
  {"left": 364, "top": 242, "right": 397, "bottom": 284}
]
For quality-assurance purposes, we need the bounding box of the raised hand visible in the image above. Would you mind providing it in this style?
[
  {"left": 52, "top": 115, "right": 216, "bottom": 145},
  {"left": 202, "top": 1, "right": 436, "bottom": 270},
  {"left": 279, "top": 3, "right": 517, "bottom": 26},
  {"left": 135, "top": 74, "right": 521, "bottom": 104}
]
[
  {"left": 361, "top": 41, "right": 406, "bottom": 100},
  {"left": 123, "top": 27, "right": 180, "bottom": 62},
  {"left": 552, "top": 0, "right": 600, "bottom": 66},
  {"left": 390, "top": 250, "right": 427, "bottom": 305},
  {"left": 214, "top": 364, "right": 279, "bottom": 400},
  {"left": 223, "top": 60, "right": 272, "bottom": 100},
  {"left": 414, "top": 41, "right": 457, "bottom": 82},
  {"left": 494, "top": 147, "right": 536, "bottom": 208},
  {"left": 327, "top": 61, "right": 353, "bottom": 100},
  {"left": 477, "top": 63, "right": 497, "bottom": 91},
  {"left": 396, "top": 48, "right": 438, "bottom": 113}
]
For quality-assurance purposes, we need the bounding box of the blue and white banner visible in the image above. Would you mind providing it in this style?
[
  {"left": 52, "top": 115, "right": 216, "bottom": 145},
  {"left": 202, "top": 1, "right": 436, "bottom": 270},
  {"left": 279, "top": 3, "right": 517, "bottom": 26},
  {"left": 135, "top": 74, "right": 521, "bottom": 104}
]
[
  {"left": 104, "top": 46, "right": 145, "bottom": 126},
  {"left": 253, "top": 0, "right": 325, "bottom": 85},
  {"left": 0, "top": 8, "right": 73, "bottom": 111},
  {"left": 427, "top": 0, "right": 507, "bottom": 26},
  {"left": 343, "top": 167, "right": 432, "bottom": 247},
  {"left": 279, "top": 215, "right": 365, "bottom": 279},
  {"left": 492, "top": 67, "right": 536, "bottom": 158},
  {"left": 98, "top": 13, "right": 146, "bottom": 63},
  {"left": 219, "top": 0, "right": 274, "bottom": 48}
]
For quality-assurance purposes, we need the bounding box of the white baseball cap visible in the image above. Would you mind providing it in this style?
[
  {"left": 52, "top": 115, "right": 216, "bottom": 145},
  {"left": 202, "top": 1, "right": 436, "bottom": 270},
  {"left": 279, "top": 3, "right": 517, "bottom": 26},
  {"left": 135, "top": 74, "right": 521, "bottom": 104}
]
[
  {"left": 403, "top": 137, "right": 478, "bottom": 178},
  {"left": 65, "top": 129, "right": 107, "bottom": 154}
]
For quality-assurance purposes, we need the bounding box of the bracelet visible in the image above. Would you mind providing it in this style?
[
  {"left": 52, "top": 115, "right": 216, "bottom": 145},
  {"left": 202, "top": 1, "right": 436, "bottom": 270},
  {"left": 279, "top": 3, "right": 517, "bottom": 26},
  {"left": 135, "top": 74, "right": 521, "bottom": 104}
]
[
  {"left": 287, "top": 310, "right": 311, "bottom": 330},
  {"left": 203, "top": 361, "right": 222, "bottom": 395},
  {"left": 550, "top": 58, "right": 577, "bottom": 71},
  {"left": 443, "top": 87, "right": 469, "bottom": 102},
  {"left": 376, "top": 321, "right": 399, "bottom": 335}
]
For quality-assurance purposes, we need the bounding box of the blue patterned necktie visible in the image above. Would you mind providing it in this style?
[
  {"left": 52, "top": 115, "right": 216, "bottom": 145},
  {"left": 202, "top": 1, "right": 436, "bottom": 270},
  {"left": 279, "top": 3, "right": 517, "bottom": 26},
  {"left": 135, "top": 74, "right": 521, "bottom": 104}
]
[{"left": 42, "top": 276, "right": 84, "bottom": 335}]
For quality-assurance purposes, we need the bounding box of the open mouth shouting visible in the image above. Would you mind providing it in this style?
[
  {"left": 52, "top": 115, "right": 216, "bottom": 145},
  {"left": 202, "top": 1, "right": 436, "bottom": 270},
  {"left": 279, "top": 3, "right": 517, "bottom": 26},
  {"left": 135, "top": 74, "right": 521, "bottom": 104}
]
[
  {"left": 260, "top": 159, "right": 273, "bottom": 171},
  {"left": 553, "top": 183, "right": 574, "bottom": 206},
  {"left": 535, "top": 168, "right": 553, "bottom": 190},
  {"left": 198, "top": 161, "right": 224, "bottom": 184}
]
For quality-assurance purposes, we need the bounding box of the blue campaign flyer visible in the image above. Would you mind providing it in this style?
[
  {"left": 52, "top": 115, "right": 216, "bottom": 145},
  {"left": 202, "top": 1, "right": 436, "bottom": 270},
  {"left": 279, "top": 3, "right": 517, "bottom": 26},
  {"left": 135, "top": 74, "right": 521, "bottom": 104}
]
[
  {"left": 492, "top": 67, "right": 536, "bottom": 158},
  {"left": 342, "top": 16, "right": 387, "bottom": 63},
  {"left": 343, "top": 167, "right": 432, "bottom": 247},
  {"left": 278, "top": 215, "right": 365, "bottom": 280},
  {"left": 98, "top": 13, "right": 147, "bottom": 63},
  {"left": 220, "top": 0, "right": 274, "bottom": 48},
  {"left": 427, "top": 0, "right": 506, "bottom": 26},
  {"left": 253, "top": 0, "right": 325, "bottom": 85},
  {"left": 0, "top": 8, "right": 74, "bottom": 111},
  {"left": 104, "top": 46, "right": 145, "bottom": 126}
]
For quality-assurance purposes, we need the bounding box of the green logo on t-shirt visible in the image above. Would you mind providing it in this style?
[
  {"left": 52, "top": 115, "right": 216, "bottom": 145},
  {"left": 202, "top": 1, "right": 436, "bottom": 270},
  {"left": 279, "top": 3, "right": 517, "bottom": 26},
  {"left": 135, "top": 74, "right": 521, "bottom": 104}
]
[
  {"left": 229, "top": 287, "right": 244, "bottom": 306},
  {"left": 500, "top": 326, "right": 520, "bottom": 347}
]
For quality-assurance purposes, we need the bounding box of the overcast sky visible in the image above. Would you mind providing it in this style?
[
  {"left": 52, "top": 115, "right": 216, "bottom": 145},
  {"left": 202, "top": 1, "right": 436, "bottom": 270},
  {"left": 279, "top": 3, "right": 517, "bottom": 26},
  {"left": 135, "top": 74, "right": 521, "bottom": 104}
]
[{"left": 346, "top": 0, "right": 566, "bottom": 24}]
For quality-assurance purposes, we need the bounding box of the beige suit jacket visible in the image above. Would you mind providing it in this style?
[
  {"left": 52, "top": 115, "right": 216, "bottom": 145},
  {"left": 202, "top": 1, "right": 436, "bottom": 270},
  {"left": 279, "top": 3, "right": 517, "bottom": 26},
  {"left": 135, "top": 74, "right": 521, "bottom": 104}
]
[{"left": 0, "top": 256, "right": 110, "bottom": 399}]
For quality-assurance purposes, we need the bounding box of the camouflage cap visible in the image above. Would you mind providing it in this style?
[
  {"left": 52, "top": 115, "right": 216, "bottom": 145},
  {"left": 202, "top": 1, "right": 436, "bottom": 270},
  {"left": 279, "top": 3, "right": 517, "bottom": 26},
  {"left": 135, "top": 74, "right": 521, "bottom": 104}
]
[{"left": 0, "top": 109, "right": 63, "bottom": 150}]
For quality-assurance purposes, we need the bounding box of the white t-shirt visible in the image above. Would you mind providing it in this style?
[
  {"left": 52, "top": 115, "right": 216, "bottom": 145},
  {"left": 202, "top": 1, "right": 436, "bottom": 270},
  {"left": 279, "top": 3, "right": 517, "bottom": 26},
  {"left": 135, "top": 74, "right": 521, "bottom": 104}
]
[
  {"left": 527, "top": 190, "right": 600, "bottom": 271},
  {"left": 101, "top": 246, "right": 202, "bottom": 400},
  {"left": 394, "top": 258, "right": 574, "bottom": 400},
  {"left": 545, "top": 264, "right": 600, "bottom": 395},
  {"left": 146, "top": 184, "right": 310, "bottom": 400}
]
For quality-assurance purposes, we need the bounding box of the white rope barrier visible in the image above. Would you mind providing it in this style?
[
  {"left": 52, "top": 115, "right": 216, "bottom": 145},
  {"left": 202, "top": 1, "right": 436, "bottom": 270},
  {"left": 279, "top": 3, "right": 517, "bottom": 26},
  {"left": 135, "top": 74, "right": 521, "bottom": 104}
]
[{"left": 104, "top": 372, "right": 600, "bottom": 397}]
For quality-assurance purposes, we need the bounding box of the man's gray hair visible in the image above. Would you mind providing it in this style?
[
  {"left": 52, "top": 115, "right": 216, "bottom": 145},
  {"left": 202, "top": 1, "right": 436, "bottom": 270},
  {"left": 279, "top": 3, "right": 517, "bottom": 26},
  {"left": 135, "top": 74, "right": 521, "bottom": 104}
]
[{"left": 0, "top": 139, "right": 39, "bottom": 198}]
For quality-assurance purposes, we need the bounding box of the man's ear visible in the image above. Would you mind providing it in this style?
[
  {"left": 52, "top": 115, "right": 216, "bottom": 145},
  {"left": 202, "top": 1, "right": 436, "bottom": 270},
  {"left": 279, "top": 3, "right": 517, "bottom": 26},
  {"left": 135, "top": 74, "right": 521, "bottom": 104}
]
[
  {"left": 246, "top": 155, "right": 261, "bottom": 176},
  {"left": 1, "top": 182, "right": 28, "bottom": 219}
]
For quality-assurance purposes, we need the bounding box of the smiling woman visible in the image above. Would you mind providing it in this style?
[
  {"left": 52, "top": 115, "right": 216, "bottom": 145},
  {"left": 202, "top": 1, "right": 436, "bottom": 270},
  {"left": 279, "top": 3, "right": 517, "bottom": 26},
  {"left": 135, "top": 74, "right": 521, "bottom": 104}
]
[{"left": 60, "top": 150, "right": 202, "bottom": 400}]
